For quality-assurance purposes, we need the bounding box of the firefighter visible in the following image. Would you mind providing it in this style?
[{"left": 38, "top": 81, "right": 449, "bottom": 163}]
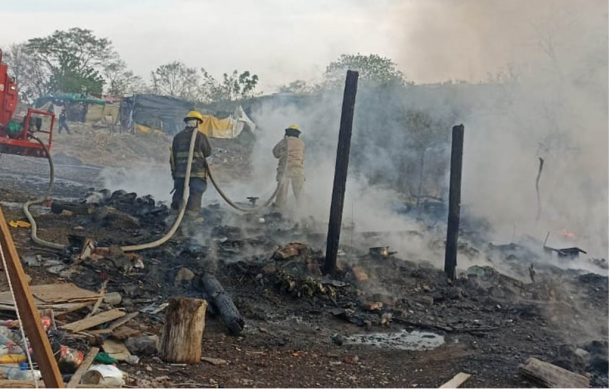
[
  {"left": 273, "top": 124, "right": 305, "bottom": 209},
  {"left": 170, "top": 111, "right": 212, "bottom": 219}
]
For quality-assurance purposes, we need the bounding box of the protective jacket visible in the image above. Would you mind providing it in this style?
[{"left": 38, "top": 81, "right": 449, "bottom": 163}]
[
  {"left": 170, "top": 127, "right": 212, "bottom": 179},
  {"left": 273, "top": 136, "right": 304, "bottom": 181}
]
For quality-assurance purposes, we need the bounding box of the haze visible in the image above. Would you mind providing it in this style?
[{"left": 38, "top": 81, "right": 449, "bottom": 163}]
[{"left": 3, "top": 0, "right": 605, "bottom": 91}]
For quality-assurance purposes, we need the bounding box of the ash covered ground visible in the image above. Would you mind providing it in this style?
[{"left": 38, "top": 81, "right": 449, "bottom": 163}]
[{"left": 0, "top": 127, "right": 607, "bottom": 388}]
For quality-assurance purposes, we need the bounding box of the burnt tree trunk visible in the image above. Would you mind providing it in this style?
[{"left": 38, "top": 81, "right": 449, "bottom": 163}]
[
  {"left": 199, "top": 273, "right": 245, "bottom": 335},
  {"left": 159, "top": 297, "right": 207, "bottom": 363}
]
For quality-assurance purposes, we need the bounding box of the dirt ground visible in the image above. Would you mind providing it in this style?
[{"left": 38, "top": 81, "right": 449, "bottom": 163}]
[{"left": 0, "top": 128, "right": 607, "bottom": 388}]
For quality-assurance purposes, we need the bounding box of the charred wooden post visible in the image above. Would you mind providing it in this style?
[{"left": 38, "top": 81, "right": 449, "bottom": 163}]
[
  {"left": 159, "top": 297, "right": 207, "bottom": 363},
  {"left": 198, "top": 273, "right": 245, "bottom": 335},
  {"left": 323, "top": 70, "right": 359, "bottom": 275},
  {"left": 444, "top": 124, "right": 464, "bottom": 280}
]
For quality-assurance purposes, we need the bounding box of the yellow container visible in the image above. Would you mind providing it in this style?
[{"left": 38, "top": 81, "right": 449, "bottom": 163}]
[{"left": 0, "top": 354, "right": 26, "bottom": 363}]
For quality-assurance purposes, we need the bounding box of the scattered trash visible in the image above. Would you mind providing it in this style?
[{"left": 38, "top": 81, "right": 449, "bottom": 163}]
[
  {"left": 94, "top": 352, "right": 118, "bottom": 365},
  {"left": 8, "top": 220, "right": 31, "bottom": 228},
  {"left": 369, "top": 246, "right": 397, "bottom": 258},
  {"left": 82, "top": 364, "right": 126, "bottom": 386},
  {"left": 272, "top": 242, "right": 309, "bottom": 260},
  {"left": 174, "top": 267, "right": 196, "bottom": 287},
  {"left": 201, "top": 356, "right": 228, "bottom": 366},
  {"left": 57, "top": 345, "right": 84, "bottom": 373},
  {"left": 125, "top": 335, "right": 159, "bottom": 356},
  {"left": 343, "top": 330, "right": 445, "bottom": 351},
  {"left": 351, "top": 265, "right": 369, "bottom": 283},
  {"left": 102, "top": 338, "right": 131, "bottom": 361}
]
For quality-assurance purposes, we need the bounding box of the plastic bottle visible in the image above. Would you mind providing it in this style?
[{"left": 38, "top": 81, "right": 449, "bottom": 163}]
[
  {"left": 0, "top": 363, "right": 20, "bottom": 376},
  {"left": 6, "top": 367, "right": 41, "bottom": 381}
]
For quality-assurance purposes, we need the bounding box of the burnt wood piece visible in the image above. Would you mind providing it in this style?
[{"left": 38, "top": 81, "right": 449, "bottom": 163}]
[
  {"left": 444, "top": 124, "right": 464, "bottom": 280},
  {"left": 519, "top": 357, "right": 590, "bottom": 388},
  {"left": 324, "top": 70, "right": 359, "bottom": 275},
  {"left": 199, "top": 273, "right": 245, "bottom": 335}
]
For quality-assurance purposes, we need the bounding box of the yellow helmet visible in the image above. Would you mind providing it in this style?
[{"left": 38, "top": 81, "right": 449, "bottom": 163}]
[
  {"left": 287, "top": 124, "right": 300, "bottom": 131},
  {"left": 184, "top": 111, "right": 204, "bottom": 123}
]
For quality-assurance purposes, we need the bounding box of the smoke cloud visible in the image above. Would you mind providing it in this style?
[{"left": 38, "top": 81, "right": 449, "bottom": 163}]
[{"left": 100, "top": 0, "right": 607, "bottom": 274}]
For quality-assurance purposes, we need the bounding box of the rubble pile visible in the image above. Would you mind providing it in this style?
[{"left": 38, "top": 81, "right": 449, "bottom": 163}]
[{"left": 0, "top": 184, "right": 606, "bottom": 386}]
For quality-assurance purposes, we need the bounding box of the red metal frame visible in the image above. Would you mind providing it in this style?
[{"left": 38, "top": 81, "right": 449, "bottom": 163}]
[
  {"left": 0, "top": 109, "right": 55, "bottom": 158},
  {"left": 0, "top": 49, "right": 55, "bottom": 158}
]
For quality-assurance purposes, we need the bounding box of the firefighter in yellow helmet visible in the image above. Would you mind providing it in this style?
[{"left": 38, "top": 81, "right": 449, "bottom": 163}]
[
  {"left": 273, "top": 124, "right": 305, "bottom": 209},
  {"left": 169, "top": 111, "right": 212, "bottom": 217}
]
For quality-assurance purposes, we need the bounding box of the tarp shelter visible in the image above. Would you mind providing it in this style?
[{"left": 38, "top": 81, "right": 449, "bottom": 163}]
[
  {"left": 120, "top": 94, "right": 256, "bottom": 138},
  {"left": 198, "top": 106, "right": 255, "bottom": 138},
  {"left": 35, "top": 93, "right": 109, "bottom": 123}
]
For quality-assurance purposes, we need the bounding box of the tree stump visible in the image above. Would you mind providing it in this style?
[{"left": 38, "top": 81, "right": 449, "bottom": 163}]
[{"left": 159, "top": 298, "right": 207, "bottom": 363}]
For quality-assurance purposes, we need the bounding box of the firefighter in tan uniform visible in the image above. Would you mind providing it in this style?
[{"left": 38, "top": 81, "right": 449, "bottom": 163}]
[{"left": 273, "top": 124, "right": 305, "bottom": 209}]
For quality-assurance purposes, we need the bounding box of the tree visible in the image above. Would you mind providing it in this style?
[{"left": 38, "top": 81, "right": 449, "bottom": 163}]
[
  {"left": 198, "top": 69, "right": 259, "bottom": 102},
  {"left": 151, "top": 61, "right": 199, "bottom": 100},
  {"left": 322, "top": 53, "right": 408, "bottom": 89},
  {"left": 277, "top": 80, "right": 315, "bottom": 95},
  {"left": 24, "top": 27, "right": 115, "bottom": 95},
  {"left": 103, "top": 59, "right": 144, "bottom": 96},
  {"left": 2, "top": 43, "right": 51, "bottom": 102}
]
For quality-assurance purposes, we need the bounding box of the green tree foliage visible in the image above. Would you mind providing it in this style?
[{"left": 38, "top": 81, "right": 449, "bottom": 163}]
[
  {"left": 323, "top": 53, "right": 408, "bottom": 89},
  {"left": 24, "top": 28, "right": 114, "bottom": 95},
  {"left": 199, "top": 69, "right": 259, "bottom": 102},
  {"left": 151, "top": 64, "right": 259, "bottom": 103}
]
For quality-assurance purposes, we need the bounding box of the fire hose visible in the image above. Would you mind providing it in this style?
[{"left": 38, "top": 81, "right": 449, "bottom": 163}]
[
  {"left": 23, "top": 128, "right": 280, "bottom": 252},
  {"left": 22, "top": 136, "right": 64, "bottom": 250},
  {"left": 205, "top": 160, "right": 280, "bottom": 213}
]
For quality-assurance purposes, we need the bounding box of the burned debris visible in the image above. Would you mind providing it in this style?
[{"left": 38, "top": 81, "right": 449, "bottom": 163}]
[{"left": 0, "top": 14, "right": 607, "bottom": 385}]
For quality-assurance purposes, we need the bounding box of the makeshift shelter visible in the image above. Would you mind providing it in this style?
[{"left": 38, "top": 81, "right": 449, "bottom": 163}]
[
  {"left": 120, "top": 94, "right": 255, "bottom": 138},
  {"left": 35, "top": 93, "right": 107, "bottom": 123},
  {"left": 198, "top": 106, "right": 255, "bottom": 138}
]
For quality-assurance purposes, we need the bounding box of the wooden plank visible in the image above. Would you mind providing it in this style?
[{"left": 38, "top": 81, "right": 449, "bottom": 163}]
[
  {"left": 86, "top": 280, "right": 108, "bottom": 318},
  {"left": 0, "top": 381, "right": 113, "bottom": 388},
  {"left": 519, "top": 357, "right": 590, "bottom": 388},
  {"left": 87, "top": 312, "right": 139, "bottom": 335},
  {"left": 31, "top": 283, "right": 100, "bottom": 303},
  {"left": 62, "top": 309, "right": 125, "bottom": 332},
  {"left": 107, "top": 311, "right": 138, "bottom": 330},
  {"left": 0, "top": 301, "right": 93, "bottom": 314},
  {"left": 0, "top": 284, "right": 99, "bottom": 306},
  {"left": 0, "top": 380, "right": 44, "bottom": 388},
  {"left": 440, "top": 372, "right": 471, "bottom": 388},
  {"left": 52, "top": 302, "right": 95, "bottom": 317},
  {"left": 0, "top": 207, "right": 64, "bottom": 388},
  {"left": 67, "top": 346, "right": 99, "bottom": 388}
]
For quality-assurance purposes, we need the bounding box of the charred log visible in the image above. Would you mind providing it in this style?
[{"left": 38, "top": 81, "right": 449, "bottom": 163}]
[{"left": 197, "top": 273, "right": 245, "bottom": 335}]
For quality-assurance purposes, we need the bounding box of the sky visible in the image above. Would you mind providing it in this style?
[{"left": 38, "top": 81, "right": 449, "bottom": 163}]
[{"left": 4, "top": 0, "right": 605, "bottom": 92}]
